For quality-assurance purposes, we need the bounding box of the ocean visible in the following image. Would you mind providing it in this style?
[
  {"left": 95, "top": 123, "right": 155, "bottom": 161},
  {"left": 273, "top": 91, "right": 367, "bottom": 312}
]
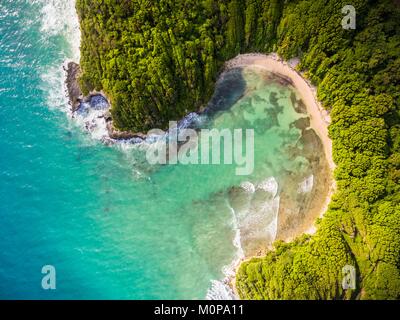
[{"left": 0, "top": 0, "right": 312, "bottom": 299}]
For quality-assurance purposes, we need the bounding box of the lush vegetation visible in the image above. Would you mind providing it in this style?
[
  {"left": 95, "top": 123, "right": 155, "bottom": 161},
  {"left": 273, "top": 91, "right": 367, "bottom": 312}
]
[
  {"left": 76, "top": 0, "right": 284, "bottom": 131},
  {"left": 236, "top": 0, "right": 400, "bottom": 300},
  {"left": 76, "top": 0, "right": 400, "bottom": 299}
]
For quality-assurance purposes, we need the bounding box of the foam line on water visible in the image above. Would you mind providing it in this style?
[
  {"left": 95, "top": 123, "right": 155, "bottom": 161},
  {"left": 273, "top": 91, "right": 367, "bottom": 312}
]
[
  {"left": 33, "top": 0, "right": 81, "bottom": 114},
  {"left": 257, "top": 177, "right": 280, "bottom": 242},
  {"left": 257, "top": 177, "right": 279, "bottom": 198},
  {"left": 240, "top": 181, "right": 255, "bottom": 193},
  {"left": 33, "top": 0, "right": 81, "bottom": 61},
  {"left": 206, "top": 200, "right": 245, "bottom": 300}
]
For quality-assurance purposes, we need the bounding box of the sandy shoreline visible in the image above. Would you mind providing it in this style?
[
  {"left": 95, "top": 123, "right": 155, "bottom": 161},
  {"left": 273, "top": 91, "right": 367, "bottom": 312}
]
[
  {"left": 224, "top": 53, "right": 336, "bottom": 298},
  {"left": 225, "top": 53, "right": 335, "bottom": 172}
]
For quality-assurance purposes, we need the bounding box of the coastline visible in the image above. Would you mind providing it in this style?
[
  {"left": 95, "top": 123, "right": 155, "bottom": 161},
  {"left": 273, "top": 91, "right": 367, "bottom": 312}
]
[
  {"left": 223, "top": 53, "right": 336, "bottom": 298},
  {"left": 64, "top": 52, "right": 335, "bottom": 300},
  {"left": 37, "top": 0, "right": 399, "bottom": 301}
]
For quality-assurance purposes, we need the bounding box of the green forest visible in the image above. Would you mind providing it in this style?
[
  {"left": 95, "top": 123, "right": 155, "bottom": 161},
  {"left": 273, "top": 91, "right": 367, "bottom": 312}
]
[{"left": 76, "top": 0, "right": 400, "bottom": 299}]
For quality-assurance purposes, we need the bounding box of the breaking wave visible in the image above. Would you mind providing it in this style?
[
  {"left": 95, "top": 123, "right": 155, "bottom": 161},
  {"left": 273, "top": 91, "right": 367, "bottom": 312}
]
[{"left": 207, "top": 177, "right": 280, "bottom": 300}]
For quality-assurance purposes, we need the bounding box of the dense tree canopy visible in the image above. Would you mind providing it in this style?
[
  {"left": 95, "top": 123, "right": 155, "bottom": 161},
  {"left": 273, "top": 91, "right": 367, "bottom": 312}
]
[
  {"left": 76, "top": 0, "right": 400, "bottom": 299},
  {"left": 76, "top": 0, "right": 283, "bottom": 131}
]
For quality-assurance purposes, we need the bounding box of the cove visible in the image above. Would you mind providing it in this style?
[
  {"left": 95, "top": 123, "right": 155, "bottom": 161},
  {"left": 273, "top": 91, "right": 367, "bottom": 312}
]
[{"left": 0, "top": 0, "right": 331, "bottom": 300}]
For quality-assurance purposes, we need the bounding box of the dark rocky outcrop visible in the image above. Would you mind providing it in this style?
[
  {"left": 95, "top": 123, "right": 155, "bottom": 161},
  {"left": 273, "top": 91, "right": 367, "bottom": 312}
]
[
  {"left": 65, "top": 62, "right": 83, "bottom": 112},
  {"left": 65, "top": 62, "right": 145, "bottom": 142}
]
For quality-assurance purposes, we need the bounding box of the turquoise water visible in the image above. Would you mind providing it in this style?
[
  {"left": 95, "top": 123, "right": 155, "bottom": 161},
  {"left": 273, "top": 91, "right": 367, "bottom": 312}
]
[{"left": 0, "top": 0, "right": 310, "bottom": 299}]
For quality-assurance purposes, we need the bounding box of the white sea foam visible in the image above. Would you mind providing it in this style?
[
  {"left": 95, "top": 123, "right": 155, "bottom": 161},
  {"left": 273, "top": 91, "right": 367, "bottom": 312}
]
[
  {"left": 177, "top": 112, "right": 204, "bottom": 130},
  {"left": 257, "top": 177, "right": 279, "bottom": 197},
  {"left": 33, "top": 0, "right": 120, "bottom": 143},
  {"left": 206, "top": 177, "right": 281, "bottom": 300},
  {"left": 40, "top": 63, "right": 69, "bottom": 110},
  {"left": 73, "top": 102, "right": 109, "bottom": 141},
  {"left": 238, "top": 177, "right": 280, "bottom": 248},
  {"left": 240, "top": 181, "right": 256, "bottom": 193},
  {"left": 36, "top": 0, "right": 81, "bottom": 61},
  {"left": 33, "top": 0, "right": 81, "bottom": 113},
  {"left": 265, "top": 193, "right": 280, "bottom": 241},
  {"left": 206, "top": 280, "right": 237, "bottom": 300}
]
